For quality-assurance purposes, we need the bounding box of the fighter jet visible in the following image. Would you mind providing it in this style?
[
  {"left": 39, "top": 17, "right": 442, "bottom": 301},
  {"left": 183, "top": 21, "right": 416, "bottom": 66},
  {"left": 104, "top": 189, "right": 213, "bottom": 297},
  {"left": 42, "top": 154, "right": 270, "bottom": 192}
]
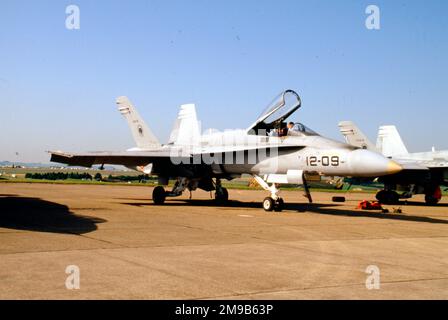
[
  {"left": 50, "top": 90, "right": 402, "bottom": 211},
  {"left": 339, "top": 121, "right": 448, "bottom": 205}
]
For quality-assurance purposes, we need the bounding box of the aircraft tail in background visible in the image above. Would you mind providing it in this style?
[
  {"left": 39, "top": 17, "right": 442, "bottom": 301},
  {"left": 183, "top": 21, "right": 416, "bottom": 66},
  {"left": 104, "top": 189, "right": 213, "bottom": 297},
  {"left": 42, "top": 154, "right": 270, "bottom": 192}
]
[
  {"left": 338, "top": 121, "right": 377, "bottom": 151},
  {"left": 376, "top": 125, "right": 409, "bottom": 158}
]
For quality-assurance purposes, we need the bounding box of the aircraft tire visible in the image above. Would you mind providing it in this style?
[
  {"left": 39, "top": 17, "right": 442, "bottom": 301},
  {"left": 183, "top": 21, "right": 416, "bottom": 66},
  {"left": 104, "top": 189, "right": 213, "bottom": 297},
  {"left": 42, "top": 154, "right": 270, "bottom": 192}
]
[
  {"left": 376, "top": 190, "right": 400, "bottom": 204},
  {"left": 215, "top": 187, "right": 229, "bottom": 204},
  {"left": 263, "top": 197, "right": 275, "bottom": 212},
  {"left": 152, "top": 186, "right": 166, "bottom": 205},
  {"left": 425, "top": 185, "right": 441, "bottom": 205},
  {"left": 332, "top": 196, "right": 346, "bottom": 203},
  {"left": 274, "top": 198, "right": 284, "bottom": 212},
  {"left": 376, "top": 190, "right": 399, "bottom": 204},
  {"left": 425, "top": 195, "right": 440, "bottom": 206}
]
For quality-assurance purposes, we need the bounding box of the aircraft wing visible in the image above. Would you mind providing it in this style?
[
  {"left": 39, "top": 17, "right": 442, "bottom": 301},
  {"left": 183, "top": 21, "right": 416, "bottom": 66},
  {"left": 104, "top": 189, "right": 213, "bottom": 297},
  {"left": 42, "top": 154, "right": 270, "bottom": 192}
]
[
  {"left": 414, "top": 160, "right": 448, "bottom": 169},
  {"left": 49, "top": 150, "right": 191, "bottom": 167},
  {"left": 194, "top": 144, "right": 301, "bottom": 155},
  {"left": 395, "top": 160, "right": 430, "bottom": 171},
  {"left": 50, "top": 143, "right": 302, "bottom": 168}
]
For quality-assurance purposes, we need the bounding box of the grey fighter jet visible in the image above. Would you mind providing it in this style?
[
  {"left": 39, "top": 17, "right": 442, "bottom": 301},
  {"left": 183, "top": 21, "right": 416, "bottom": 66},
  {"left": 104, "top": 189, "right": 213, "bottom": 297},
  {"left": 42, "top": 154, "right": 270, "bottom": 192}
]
[
  {"left": 339, "top": 121, "right": 448, "bottom": 205},
  {"left": 50, "top": 90, "right": 402, "bottom": 211}
]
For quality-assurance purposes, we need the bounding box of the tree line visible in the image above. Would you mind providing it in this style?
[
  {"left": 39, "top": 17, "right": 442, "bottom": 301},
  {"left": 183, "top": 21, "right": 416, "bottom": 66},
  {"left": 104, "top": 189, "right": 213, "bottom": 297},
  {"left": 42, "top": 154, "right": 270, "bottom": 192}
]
[{"left": 25, "top": 172, "right": 152, "bottom": 182}]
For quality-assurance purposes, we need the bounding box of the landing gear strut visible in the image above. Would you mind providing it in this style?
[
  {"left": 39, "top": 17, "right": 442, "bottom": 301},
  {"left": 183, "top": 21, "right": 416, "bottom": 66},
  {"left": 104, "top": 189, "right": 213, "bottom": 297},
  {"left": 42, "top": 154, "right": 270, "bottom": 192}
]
[
  {"left": 152, "top": 177, "right": 189, "bottom": 205},
  {"left": 152, "top": 177, "right": 230, "bottom": 206},
  {"left": 253, "top": 172, "right": 312, "bottom": 212},
  {"left": 253, "top": 175, "right": 285, "bottom": 212}
]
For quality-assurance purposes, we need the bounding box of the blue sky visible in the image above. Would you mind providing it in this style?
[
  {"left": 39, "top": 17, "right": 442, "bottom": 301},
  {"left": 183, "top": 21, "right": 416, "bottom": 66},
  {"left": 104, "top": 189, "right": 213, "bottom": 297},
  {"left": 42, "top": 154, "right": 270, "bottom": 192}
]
[{"left": 1, "top": 0, "right": 447, "bottom": 162}]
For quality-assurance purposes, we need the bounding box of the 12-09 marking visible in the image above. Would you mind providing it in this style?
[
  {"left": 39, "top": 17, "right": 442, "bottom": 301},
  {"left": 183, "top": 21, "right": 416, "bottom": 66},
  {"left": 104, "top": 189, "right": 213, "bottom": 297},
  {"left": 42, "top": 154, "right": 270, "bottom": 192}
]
[{"left": 306, "top": 156, "right": 340, "bottom": 167}]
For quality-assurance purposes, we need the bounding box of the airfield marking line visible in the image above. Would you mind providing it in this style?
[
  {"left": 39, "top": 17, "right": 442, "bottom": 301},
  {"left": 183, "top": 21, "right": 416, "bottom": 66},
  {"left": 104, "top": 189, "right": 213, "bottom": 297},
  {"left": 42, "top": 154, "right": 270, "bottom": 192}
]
[
  {"left": 195, "top": 276, "right": 448, "bottom": 300},
  {"left": 0, "top": 247, "right": 121, "bottom": 256},
  {"left": 0, "top": 242, "right": 251, "bottom": 256},
  {"left": 73, "top": 233, "right": 129, "bottom": 248}
]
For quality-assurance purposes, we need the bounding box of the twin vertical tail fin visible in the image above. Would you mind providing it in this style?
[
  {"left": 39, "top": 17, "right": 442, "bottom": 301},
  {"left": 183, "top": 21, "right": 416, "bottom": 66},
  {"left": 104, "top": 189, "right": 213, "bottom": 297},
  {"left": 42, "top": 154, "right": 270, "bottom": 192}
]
[
  {"left": 376, "top": 125, "right": 409, "bottom": 158},
  {"left": 339, "top": 121, "right": 410, "bottom": 158},
  {"left": 168, "top": 103, "right": 201, "bottom": 146},
  {"left": 338, "top": 121, "right": 377, "bottom": 151},
  {"left": 116, "top": 96, "right": 161, "bottom": 149}
]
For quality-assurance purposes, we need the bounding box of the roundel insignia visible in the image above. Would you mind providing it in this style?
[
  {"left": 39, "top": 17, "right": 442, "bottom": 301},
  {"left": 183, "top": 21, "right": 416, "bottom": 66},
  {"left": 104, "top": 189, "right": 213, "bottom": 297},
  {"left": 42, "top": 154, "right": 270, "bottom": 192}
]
[{"left": 138, "top": 125, "right": 144, "bottom": 136}]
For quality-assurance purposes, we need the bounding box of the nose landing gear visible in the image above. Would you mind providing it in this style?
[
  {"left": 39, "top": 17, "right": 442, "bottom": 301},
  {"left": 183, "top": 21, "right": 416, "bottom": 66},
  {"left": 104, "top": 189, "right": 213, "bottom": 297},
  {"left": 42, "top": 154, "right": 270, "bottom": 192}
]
[
  {"left": 262, "top": 197, "right": 284, "bottom": 212},
  {"left": 253, "top": 175, "right": 285, "bottom": 212}
]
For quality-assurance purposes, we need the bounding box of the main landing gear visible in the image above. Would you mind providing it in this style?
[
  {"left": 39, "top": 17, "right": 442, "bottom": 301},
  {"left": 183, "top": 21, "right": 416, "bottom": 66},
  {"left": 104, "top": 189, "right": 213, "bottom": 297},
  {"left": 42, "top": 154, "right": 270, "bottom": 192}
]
[
  {"left": 214, "top": 179, "right": 229, "bottom": 204},
  {"left": 376, "top": 185, "right": 442, "bottom": 206},
  {"left": 152, "top": 177, "right": 189, "bottom": 205},
  {"left": 152, "top": 186, "right": 167, "bottom": 205},
  {"left": 151, "top": 177, "right": 229, "bottom": 205},
  {"left": 425, "top": 185, "right": 442, "bottom": 205},
  {"left": 375, "top": 190, "right": 399, "bottom": 205}
]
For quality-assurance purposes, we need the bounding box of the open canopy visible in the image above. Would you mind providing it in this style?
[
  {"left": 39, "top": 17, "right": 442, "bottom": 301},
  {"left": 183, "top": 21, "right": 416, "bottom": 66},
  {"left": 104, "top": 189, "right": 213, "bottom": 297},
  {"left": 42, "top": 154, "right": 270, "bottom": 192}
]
[
  {"left": 247, "top": 90, "right": 317, "bottom": 136},
  {"left": 248, "top": 90, "right": 301, "bottom": 132}
]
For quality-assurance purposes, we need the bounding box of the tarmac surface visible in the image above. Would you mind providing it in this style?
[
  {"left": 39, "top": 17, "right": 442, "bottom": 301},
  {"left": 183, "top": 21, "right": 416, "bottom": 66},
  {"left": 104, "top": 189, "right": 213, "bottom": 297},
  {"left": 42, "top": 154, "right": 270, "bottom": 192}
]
[{"left": 0, "top": 183, "right": 447, "bottom": 299}]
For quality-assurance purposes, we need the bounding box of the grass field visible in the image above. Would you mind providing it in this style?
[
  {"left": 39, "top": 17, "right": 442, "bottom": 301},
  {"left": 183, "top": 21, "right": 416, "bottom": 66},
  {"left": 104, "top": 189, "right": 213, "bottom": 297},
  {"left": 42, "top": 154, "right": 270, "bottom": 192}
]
[{"left": 0, "top": 166, "right": 384, "bottom": 193}]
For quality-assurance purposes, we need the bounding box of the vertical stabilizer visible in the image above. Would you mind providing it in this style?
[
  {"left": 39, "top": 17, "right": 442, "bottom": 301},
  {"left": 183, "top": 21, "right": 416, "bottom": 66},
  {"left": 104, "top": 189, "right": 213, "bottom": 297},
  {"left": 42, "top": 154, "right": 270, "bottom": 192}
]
[
  {"left": 168, "top": 104, "right": 201, "bottom": 146},
  {"left": 338, "top": 121, "right": 377, "bottom": 151},
  {"left": 376, "top": 125, "right": 409, "bottom": 157},
  {"left": 116, "top": 96, "right": 161, "bottom": 149}
]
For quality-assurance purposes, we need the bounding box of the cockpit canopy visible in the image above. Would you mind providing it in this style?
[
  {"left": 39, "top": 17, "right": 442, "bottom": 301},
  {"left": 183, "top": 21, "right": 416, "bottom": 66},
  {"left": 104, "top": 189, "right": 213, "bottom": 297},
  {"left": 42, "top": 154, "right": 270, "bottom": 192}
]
[
  {"left": 287, "top": 123, "right": 318, "bottom": 136},
  {"left": 247, "top": 89, "right": 319, "bottom": 137}
]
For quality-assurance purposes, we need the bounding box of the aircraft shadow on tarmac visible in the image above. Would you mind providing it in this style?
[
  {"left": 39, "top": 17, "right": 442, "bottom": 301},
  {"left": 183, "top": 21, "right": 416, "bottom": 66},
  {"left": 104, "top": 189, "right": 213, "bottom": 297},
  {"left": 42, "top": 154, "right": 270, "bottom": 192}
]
[
  {"left": 0, "top": 196, "right": 106, "bottom": 234},
  {"left": 396, "top": 200, "right": 448, "bottom": 207},
  {"left": 302, "top": 203, "right": 448, "bottom": 225},
  {"left": 120, "top": 198, "right": 448, "bottom": 225}
]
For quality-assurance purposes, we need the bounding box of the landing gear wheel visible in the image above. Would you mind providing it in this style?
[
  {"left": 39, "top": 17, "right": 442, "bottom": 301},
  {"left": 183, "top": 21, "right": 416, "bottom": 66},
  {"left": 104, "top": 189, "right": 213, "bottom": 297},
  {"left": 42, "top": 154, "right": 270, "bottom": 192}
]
[
  {"left": 152, "top": 186, "right": 166, "bottom": 205},
  {"left": 425, "top": 185, "right": 441, "bottom": 206},
  {"left": 274, "top": 198, "right": 284, "bottom": 212},
  {"left": 376, "top": 190, "right": 399, "bottom": 204},
  {"left": 425, "top": 195, "right": 440, "bottom": 205},
  {"left": 215, "top": 187, "right": 229, "bottom": 205},
  {"left": 263, "top": 197, "right": 275, "bottom": 212}
]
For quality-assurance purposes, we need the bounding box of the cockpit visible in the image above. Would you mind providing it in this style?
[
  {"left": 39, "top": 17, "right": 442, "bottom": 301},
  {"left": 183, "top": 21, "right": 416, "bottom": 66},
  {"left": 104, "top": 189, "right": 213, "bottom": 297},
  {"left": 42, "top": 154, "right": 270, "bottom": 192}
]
[
  {"left": 286, "top": 122, "right": 318, "bottom": 136},
  {"left": 247, "top": 90, "right": 319, "bottom": 137}
]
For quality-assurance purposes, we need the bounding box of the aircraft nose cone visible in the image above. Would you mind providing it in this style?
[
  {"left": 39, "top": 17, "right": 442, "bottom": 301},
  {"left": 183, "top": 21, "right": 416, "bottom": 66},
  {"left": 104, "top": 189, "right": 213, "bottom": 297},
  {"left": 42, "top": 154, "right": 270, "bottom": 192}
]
[
  {"left": 386, "top": 160, "right": 402, "bottom": 175},
  {"left": 349, "top": 149, "right": 402, "bottom": 177}
]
